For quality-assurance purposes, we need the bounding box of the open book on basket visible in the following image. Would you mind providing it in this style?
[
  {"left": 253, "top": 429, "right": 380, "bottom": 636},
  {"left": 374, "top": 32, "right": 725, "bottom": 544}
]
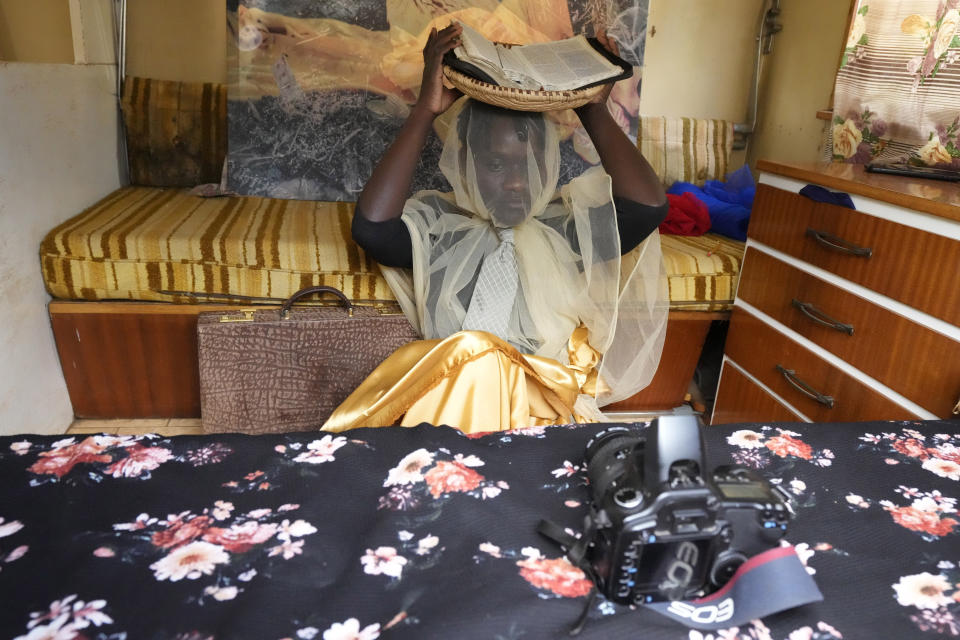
[{"left": 446, "top": 22, "right": 631, "bottom": 92}]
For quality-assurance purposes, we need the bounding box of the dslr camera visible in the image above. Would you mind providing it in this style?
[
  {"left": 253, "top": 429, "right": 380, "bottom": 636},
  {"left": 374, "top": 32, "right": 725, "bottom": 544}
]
[{"left": 582, "top": 415, "right": 793, "bottom": 604}]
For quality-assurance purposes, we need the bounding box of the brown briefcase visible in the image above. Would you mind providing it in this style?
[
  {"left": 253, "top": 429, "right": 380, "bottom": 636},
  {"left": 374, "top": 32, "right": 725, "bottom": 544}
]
[{"left": 197, "top": 286, "right": 420, "bottom": 434}]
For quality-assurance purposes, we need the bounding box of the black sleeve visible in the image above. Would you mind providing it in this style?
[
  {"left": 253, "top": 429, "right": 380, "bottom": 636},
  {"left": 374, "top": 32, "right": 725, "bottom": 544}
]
[
  {"left": 351, "top": 210, "right": 413, "bottom": 269},
  {"left": 615, "top": 196, "right": 670, "bottom": 254}
]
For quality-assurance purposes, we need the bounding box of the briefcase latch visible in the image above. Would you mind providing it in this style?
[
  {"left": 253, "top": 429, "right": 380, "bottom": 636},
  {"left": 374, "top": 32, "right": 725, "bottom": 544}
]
[{"left": 219, "top": 310, "right": 256, "bottom": 323}]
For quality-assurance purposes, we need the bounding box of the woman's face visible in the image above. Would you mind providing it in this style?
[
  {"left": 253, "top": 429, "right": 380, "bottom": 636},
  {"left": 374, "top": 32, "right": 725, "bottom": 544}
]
[{"left": 472, "top": 117, "right": 542, "bottom": 227}]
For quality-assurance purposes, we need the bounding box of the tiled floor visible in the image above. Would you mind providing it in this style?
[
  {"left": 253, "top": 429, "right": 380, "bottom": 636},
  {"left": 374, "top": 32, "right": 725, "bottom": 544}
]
[
  {"left": 67, "top": 418, "right": 204, "bottom": 436},
  {"left": 65, "top": 407, "right": 703, "bottom": 436}
]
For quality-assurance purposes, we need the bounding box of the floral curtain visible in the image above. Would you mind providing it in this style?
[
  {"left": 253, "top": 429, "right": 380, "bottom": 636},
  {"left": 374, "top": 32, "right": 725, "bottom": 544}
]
[{"left": 832, "top": 0, "right": 960, "bottom": 167}]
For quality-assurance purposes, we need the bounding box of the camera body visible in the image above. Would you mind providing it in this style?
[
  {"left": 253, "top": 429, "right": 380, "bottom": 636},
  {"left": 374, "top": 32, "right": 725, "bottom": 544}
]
[{"left": 583, "top": 415, "right": 792, "bottom": 605}]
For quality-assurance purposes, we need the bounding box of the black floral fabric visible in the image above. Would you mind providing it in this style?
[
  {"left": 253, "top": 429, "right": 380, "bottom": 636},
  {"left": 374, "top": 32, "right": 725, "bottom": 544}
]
[{"left": 0, "top": 419, "right": 958, "bottom": 639}]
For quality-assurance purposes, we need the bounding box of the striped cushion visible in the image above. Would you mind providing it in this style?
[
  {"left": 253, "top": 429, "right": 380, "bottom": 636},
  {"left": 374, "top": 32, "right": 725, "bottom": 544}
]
[
  {"left": 41, "top": 188, "right": 743, "bottom": 310},
  {"left": 41, "top": 187, "right": 392, "bottom": 303},
  {"left": 660, "top": 234, "right": 743, "bottom": 311},
  {"left": 638, "top": 116, "right": 734, "bottom": 187},
  {"left": 121, "top": 77, "right": 227, "bottom": 187}
]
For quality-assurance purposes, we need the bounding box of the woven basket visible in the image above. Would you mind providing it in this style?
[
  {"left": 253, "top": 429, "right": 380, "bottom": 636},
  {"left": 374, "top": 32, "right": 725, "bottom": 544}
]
[{"left": 442, "top": 65, "right": 604, "bottom": 112}]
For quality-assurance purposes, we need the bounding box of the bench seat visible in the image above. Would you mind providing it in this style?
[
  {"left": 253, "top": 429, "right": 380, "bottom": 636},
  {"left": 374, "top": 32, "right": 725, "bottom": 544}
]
[{"left": 42, "top": 186, "right": 742, "bottom": 310}]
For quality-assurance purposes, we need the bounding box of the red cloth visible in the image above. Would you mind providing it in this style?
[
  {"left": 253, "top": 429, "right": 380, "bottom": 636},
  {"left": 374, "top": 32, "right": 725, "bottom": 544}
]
[{"left": 658, "top": 192, "right": 711, "bottom": 236}]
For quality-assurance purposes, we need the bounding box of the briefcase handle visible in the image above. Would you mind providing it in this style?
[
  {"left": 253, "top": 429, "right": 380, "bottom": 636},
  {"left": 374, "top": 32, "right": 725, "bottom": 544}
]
[{"left": 280, "top": 286, "right": 353, "bottom": 319}]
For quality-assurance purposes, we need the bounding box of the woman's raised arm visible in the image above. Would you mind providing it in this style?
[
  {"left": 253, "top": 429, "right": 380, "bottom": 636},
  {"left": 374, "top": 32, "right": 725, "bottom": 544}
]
[
  {"left": 573, "top": 34, "right": 666, "bottom": 208},
  {"left": 356, "top": 23, "right": 463, "bottom": 222}
]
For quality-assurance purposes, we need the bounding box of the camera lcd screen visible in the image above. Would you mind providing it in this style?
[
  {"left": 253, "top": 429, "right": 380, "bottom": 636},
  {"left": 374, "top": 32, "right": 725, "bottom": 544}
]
[
  {"left": 717, "top": 483, "right": 770, "bottom": 501},
  {"left": 630, "top": 539, "right": 712, "bottom": 593}
]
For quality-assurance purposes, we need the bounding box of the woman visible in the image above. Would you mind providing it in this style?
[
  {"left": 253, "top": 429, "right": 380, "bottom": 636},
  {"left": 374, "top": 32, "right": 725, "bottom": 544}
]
[{"left": 322, "top": 24, "right": 668, "bottom": 434}]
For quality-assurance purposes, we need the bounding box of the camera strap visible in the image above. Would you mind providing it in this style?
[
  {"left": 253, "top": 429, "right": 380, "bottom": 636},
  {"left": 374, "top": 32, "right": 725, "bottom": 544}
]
[
  {"left": 538, "top": 519, "right": 823, "bottom": 634},
  {"left": 537, "top": 517, "right": 600, "bottom": 635},
  {"left": 641, "top": 545, "right": 822, "bottom": 629}
]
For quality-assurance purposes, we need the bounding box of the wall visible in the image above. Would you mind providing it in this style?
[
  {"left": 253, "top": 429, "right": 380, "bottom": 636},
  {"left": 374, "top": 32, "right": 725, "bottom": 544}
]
[
  {"left": 126, "top": 0, "right": 226, "bottom": 83},
  {"left": 639, "top": 0, "right": 761, "bottom": 124},
  {"left": 122, "top": 0, "right": 850, "bottom": 167},
  {"left": 0, "top": 63, "right": 121, "bottom": 434},
  {"left": 746, "top": 0, "right": 851, "bottom": 167},
  {"left": 640, "top": 0, "right": 851, "bottom": 168},
  {"left": 0, "top": 0, "right": 74, "bottom": 63}
]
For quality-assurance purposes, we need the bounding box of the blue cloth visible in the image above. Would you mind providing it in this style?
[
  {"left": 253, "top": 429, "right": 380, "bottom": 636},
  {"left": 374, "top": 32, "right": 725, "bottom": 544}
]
[
  {"left": 798, "top": 184, "right": 856, "bottom": 210},
  {"left": 667, "top": 165, "right": 755, "bottom": 241}
]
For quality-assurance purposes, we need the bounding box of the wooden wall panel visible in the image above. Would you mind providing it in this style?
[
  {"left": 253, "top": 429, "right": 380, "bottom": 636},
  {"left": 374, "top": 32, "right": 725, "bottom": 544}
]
[
  {"left": 51, "top": 303, "right": 722, "bottom": 418},
  {"left": 51, "top": 310, "right": 202, "bottom": 418}
]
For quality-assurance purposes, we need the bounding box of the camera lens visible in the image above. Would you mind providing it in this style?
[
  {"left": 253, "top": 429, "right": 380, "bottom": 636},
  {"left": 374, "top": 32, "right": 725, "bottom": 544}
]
[
  {"left": 585, "top": 432, "right": 643, "bottom": 507},
  {"left": 584, "top": 426, "right": 637, "bottom": 465}
]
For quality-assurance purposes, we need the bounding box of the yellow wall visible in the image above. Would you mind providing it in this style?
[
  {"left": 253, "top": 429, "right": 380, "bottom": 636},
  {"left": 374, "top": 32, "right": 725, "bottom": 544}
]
[
  {"left": 640, "top": 0, "right": 760, "bottom": 123},
  {"left": 2, "top": 0, "right": 852, "bottom": 166},
  {"left": 125, "top": 0, "right": 226, "bottom": 83},
  {"left": 746, "top": 0, "right": 851, "bottom": 167},
  {"left": 641, "top": 0, "right": 851, "bottom": 168},
  {"left": 0, "top": 0, "right": 74, "bottom": 63}
]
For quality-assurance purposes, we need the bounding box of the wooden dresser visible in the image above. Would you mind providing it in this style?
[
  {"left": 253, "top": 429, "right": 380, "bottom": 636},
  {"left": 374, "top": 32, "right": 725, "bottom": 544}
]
[{"left": 711, "top": 160, "right": 960, "bottom": 424}]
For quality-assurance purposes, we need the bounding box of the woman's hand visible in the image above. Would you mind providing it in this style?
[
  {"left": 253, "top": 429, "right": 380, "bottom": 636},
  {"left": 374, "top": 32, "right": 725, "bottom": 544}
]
[
  {"left": 574, "top": 30, "right": 666, "bottom": 207},
  {"left": 358, "top": 24, "right": 463, "bottom": 221},
  {"left": 417, "top": 23, "right": 463, "bottom": 117},
  {"left": 576, "top": 30, "right": 619, "bottom": 115}
]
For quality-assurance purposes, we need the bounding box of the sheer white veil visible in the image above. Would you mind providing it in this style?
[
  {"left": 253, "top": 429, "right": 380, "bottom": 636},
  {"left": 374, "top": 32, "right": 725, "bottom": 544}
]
[{"left": 380, "top": 97, "right": 667, "bottom": 407}]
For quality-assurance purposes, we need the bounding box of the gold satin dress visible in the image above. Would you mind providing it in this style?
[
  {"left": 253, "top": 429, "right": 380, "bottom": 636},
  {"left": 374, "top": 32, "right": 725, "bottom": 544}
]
[{"left": 321, "top": 327, "right": 606, "bottom": 435}]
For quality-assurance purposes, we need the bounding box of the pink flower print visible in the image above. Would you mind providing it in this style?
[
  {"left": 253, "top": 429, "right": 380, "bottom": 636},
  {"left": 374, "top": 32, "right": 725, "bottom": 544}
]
[
  {"left": 151, "top": 515, "right": 214, "bottom": 550},
  {"left": 293, "top": 435, "right": 348, "bottom": 464},
  {"left": 6, "top": 545, "right": 29, "bottom": 562},
  {"left": 922, "top": 456, "right": 960, "bottom": 480},
  {"left": 268, "top": 539, "right": 305, "bottom": 560},
  {"left": 0, "top": 518, "right": 24, "bottom": 538},
  {"left": 322, "top": 618, "right": 381, "bottom": 640},
  {"left": 892, "top": 437, "right": 931, "bottom": 460},
  {"left": 887, "top": 505, "right": 958, "bottom": 537},
  {"left": 112, "top": 512, "right": 157, "bottom": 532},
  {"left": 9, "top": 440, "right": 31, "bottom": 455},
  {"left": 27, "top": 594, "right": 78, "bottom": 630},
  {"left": 28, "top": 437, "right": 112, "bottom": 478},
  {"left": 202, "top": 521, "right": 279, "bottom": 553},
  {"left": 765, "top": 434, "right": 813, "bottom": 460},
  {"left": 104, "top": 444, "right": 173, "bottom": 478},
  {"left": 68, "top": 598, "right": 112, "bottom": 629},
  {"left": 424, "top": 460, "right": 484, "bottom": 498},
  {"left": 516, "top": 555, "right": 592, "bottom": 598},
  {"left": 551, "top": 460, "right": 580, "bottom": 478},
  {"left": 150, "top": 541, "right": 229, "bottom": 581},
  {"left": 360, "top": 546, "right": 407, "bottom": 578},
  {"left": 276, "top": 519, "right": 318, "bottom": 542}
]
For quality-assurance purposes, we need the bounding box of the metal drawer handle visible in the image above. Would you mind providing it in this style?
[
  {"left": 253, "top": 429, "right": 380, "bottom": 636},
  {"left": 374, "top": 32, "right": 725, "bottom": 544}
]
[
  {"left": 791, "top": 299, "right": 855, "bottom": 335},
  {"left": 776, "top": 364, "right": 835, "bottom": 408},
  {"left": 805, "top": 228, "right": 873, "bottom": 257}
]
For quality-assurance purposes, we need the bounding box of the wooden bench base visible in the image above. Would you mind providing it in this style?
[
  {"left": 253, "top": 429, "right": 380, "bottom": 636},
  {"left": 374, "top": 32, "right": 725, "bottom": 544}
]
[{"left": 49, "top": 301, "right": 726, "bottom": 419}]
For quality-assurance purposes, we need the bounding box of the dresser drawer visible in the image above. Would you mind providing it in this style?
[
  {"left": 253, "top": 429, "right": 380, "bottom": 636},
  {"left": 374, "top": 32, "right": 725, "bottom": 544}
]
[
  {"left": 737, "top": 247, "right": 960, "bottom": 417},
  {"left": 723, "top": 307, "right": 921, "bottom": 422},
  {"left": 748, "top": 185, "right": 960, "bottom": 326},
  {"left": 711, "top": 361, "right": 805, "bottom": 425}
]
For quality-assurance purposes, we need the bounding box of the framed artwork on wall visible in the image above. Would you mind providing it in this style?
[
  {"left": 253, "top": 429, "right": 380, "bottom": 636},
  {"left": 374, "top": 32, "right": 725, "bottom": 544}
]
[{"left": 226, "top": 0, "right": 651, "bottom": 201}]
